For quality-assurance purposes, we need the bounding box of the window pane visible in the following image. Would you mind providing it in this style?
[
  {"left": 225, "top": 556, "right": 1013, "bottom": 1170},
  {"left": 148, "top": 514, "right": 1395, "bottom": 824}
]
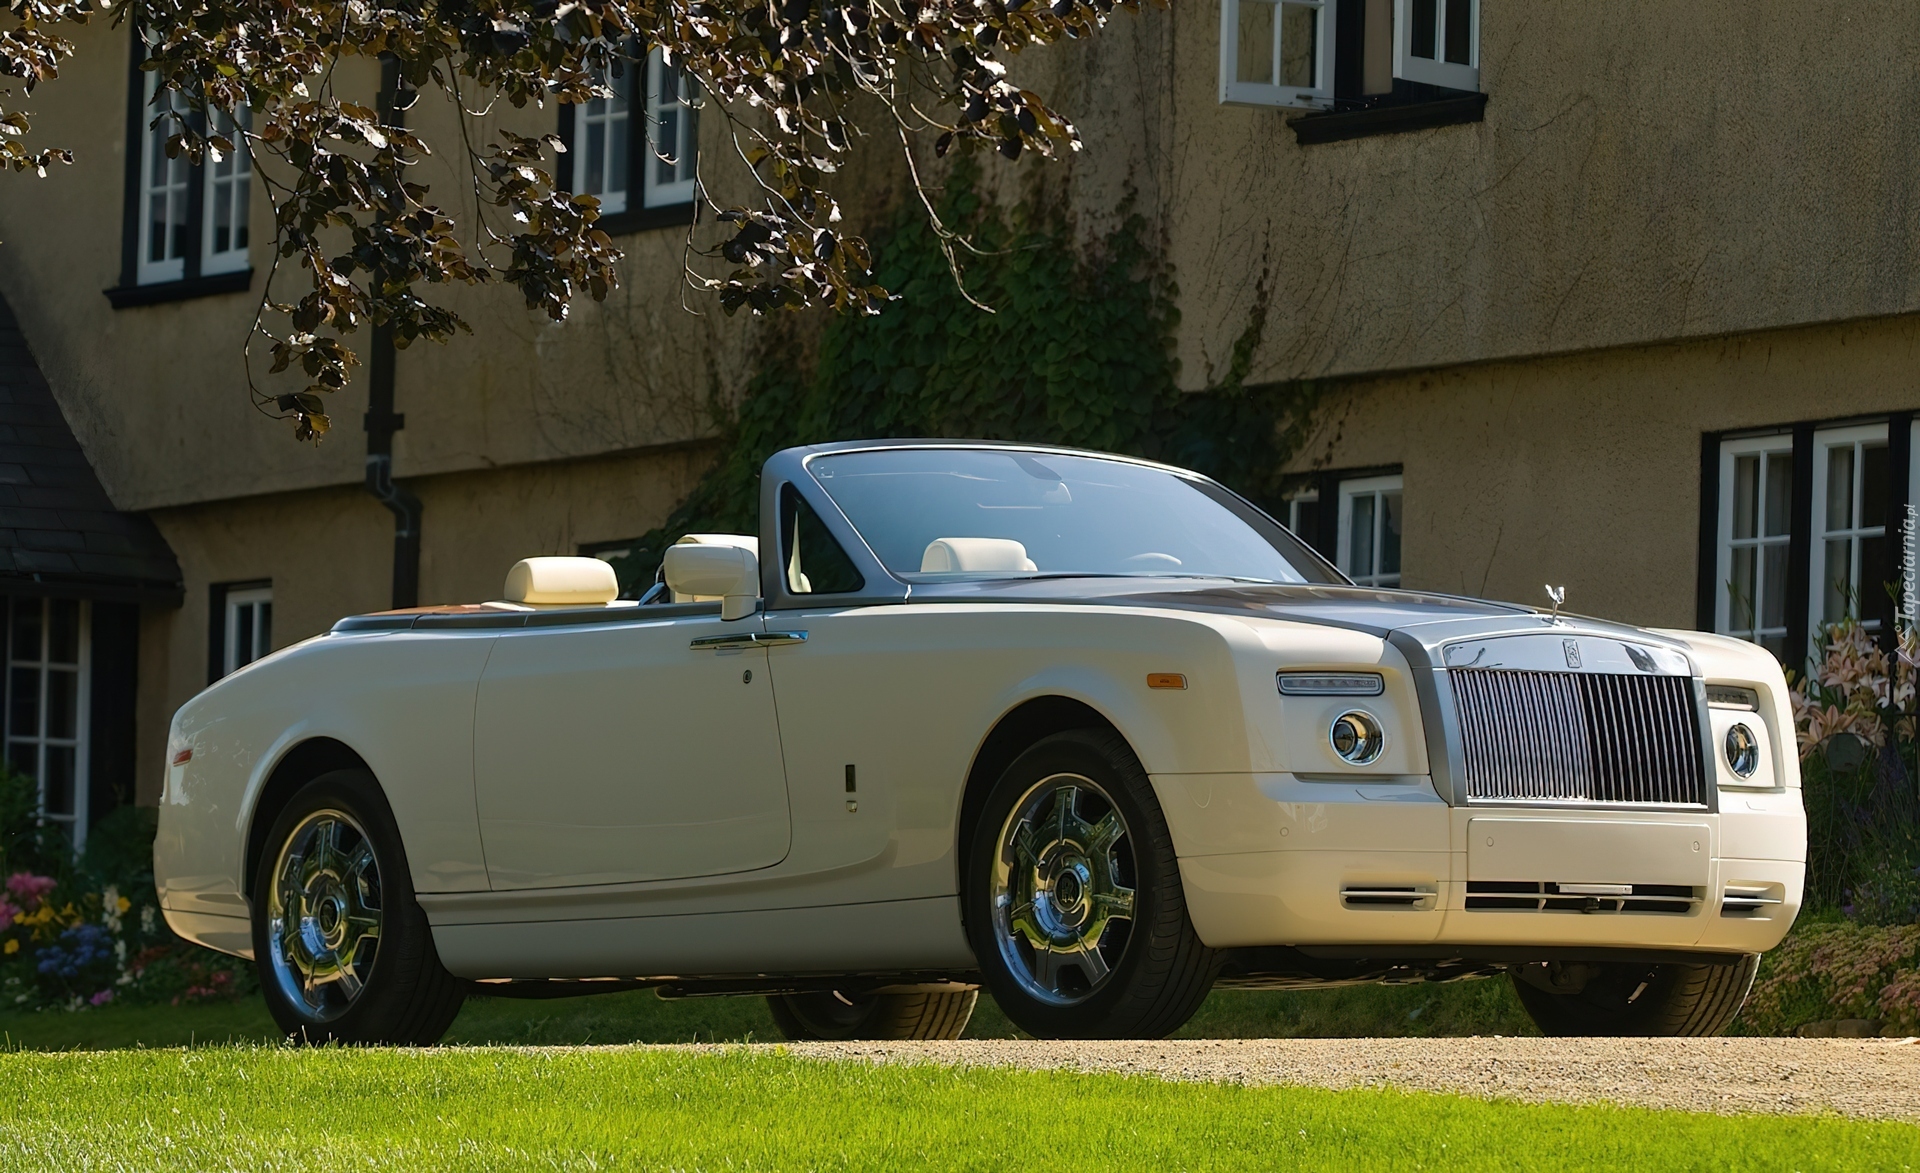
[
  {"left": 1764, "top": 451, "right": 1794, "bottom": 538},
  {"left": 232, "top": 180, "right": 250, "bottom": 251},
  {"left": 47, "top": 599, "right": 78, "bottom": 665},
  {"left": 1379, "top": 491, "right": 1402, "bottom": 576},
  {"left": 1279, "top": 3, "right": 1317, "bottom": 88},
  {"left": 8, "top": 665, "right": 36, "bottom": 738},
  {"left": 10, "top": 599, "right": 39, "bottom": 664},
  {"left": 1759, "top": 631, "right": 1786, "bottom": 658},
  {"left": 235, "top": 605, "right": 255, "bottom": 669},
  {"left": 8, "top": 740, "right": 34, "bottom": 780},
  {"left": 42, "top": 745, "right": 73, "bottom": 816},
  {"left": 1863, "top": 442, "right": 1889, "bottom": 530},
  {"left": 1732, "top": 454, "right": 1758, "bottom": 540},
  {"left": 1824, "top": 537, "right": 1854, "bottom": 623},
  {"left": 585, "top": 121, "right": 605, "bottom": 196},
  {"left": 257, "top": 603, "right": 273, "bottom": 659},
  {"left": 1761, "top": 544, "right": 1789, "bottom": 631},
  {"left": 1236, "top": 0, "right": 1276, "bottom": 85},
  {"left": 609, "top": 112, "right": 629, "bottom": 196},
  {"left": 1729, "top": 546, "right": 1757, "bottom": 632},
  {"left": 1289, "top": 498, "right": 1319, "bottom": 541},
  {"left": 1862, "top": 532, "right": 1890, "bottom": 617},
  {"left": 1443, "top": 0, "right": 1472, "bottom": 64},
  {"left": 1826, "top": 445, "right": 1855, "bottom": 531},
  {"left": 1349, "top": 494, "right": 1376, "bottom": 579},
  {"left": 1411, "top": 0, "right": 1438, "bottom": 60},
  {"left": 44, "top": 668, "right": 75, "bottom": 740},
  {"left": 782, "top": 486, "right": 865, "bottom": 595}
]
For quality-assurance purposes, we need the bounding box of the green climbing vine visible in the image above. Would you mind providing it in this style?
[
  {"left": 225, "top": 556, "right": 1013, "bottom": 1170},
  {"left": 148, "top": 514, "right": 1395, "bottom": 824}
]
[{"left": 612, "top": 162, "right": 1321, "bottom": 590}]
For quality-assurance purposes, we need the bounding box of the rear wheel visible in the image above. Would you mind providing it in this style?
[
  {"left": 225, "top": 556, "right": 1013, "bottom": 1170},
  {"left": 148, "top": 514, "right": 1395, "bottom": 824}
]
[
  {"left": 1511, "top": 954, "right": 1760, "bottom": 1036},
  {"left": 251, "top": 769, "right": 466, "bottom": 1044},
  {"left": 963, "top": 729, "right": 1215, "bottom": 1039},
  {"left": 768, "top": 989, "right": 978, "bottom": 1040}
]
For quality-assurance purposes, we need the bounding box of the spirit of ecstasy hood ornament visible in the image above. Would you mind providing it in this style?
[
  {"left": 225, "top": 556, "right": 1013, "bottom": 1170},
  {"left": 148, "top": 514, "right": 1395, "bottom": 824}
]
[{"left": 1544, "top": 584, "right": 1566, "bottom": 624}]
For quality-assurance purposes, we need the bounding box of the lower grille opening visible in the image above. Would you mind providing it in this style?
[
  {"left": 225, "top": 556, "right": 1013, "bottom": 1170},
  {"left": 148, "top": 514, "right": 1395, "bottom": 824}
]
[
  {"left": 1721, "top": 884, "right": 1786, "bottom": 917},
  {"left": 1341, "top": 885, "right": 1436, "bottom": 911},
  {"left": 1465, "top": 881, "right": 1699, "bottom": 914}
]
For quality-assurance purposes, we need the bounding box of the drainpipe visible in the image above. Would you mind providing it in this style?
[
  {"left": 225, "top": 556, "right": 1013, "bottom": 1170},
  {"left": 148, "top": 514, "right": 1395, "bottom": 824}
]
[
  {"left": 364, "top": 325, "right": 421, "bottom": 609},
  {"left": 365, "top": 55, "right": 422, "bottom": 609}
]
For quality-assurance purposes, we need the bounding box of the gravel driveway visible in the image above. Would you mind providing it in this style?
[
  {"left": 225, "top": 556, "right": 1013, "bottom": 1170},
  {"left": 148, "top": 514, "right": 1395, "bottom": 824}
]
[{"left": 774, "top": 1037, "right": 1920, "bottom": 1119}]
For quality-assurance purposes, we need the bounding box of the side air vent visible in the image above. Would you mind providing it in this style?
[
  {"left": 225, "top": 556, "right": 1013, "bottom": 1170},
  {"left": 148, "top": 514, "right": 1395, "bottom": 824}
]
[
  {"left": 1721, "top": 884, "right": 1786, "bottom": 917},
  {"left": 1341, "top": 885, "right": 1437, "bottom": 911},
  {"left": 1466, "top": 881, "right": 1699, "bottom": 915}
]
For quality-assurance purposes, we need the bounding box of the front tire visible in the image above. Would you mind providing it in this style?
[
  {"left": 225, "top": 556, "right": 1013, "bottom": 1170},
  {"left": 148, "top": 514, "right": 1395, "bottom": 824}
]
[
  {"left": 963, "top": 729, "right": 1215, "bottom": 1039},
  {"left": 768, "top": 989, "right": 978, "bottom": 1040},
  {"left": 1511, "top": 954, "right": 1761, "bottom": 1036},
  {"left": 251, "top": 769, "right": 466, "bottom": 1044}
]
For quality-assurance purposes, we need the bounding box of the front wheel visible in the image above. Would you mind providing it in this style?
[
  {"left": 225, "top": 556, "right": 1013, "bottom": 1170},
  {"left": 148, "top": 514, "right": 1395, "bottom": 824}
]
[
  {"left": 963, "top": 729, "right": 1215, "bottom": 1039},
  {"left": 1511, "top": 954, "right": 1761, "bottom": 1036},
  {"left": 251, "top": 769, "right": 467, "bottom": 1044}
]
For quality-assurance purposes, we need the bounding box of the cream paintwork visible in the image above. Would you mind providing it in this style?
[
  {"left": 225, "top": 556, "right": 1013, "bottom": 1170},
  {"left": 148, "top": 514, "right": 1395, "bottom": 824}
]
[
  {"left": 155, "top": 591, "right": 1805, "bottom": 978},
  {"left": 472, "top": 613, "right": 789, "bottom": 889}
]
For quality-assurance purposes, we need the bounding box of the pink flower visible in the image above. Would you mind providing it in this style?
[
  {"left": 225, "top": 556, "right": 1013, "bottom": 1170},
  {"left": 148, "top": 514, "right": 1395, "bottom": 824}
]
[
  {"left": 0, "top": 897, "right": 17, "bottom": 930},
  {"left": 5, "top": 873, "right": 54, "bottom": 910},
  {"left": 88, "top": 989, "right": 113, "bottom": 1007}
]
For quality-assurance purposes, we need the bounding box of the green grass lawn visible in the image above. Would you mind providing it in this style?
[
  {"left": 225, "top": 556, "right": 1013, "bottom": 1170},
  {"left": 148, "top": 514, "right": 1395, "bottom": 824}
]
[
  {"left": 3, "top": 1046, "right": 1912, "bottom": 1172},
  {"left": 0, "top": 976, "right": 1538, "bottom": 1049}
]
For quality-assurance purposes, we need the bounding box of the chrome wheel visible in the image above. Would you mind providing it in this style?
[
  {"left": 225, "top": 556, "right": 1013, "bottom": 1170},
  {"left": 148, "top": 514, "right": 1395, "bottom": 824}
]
[
  {"left": 990, "top": 773, "right": 1137, "bottom": 1006},
  {"left": 266, "top": 808, "right": 383, "bottom": 1023}
]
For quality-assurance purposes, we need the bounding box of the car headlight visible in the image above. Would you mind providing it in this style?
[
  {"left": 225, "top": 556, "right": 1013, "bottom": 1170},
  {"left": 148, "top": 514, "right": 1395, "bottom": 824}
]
[
  {"left": 1329, "top": 710, "right": 1385, "bottom": 765},
  {"left": 1724, "top": 723, "right": 1759, "bottom": 779}
]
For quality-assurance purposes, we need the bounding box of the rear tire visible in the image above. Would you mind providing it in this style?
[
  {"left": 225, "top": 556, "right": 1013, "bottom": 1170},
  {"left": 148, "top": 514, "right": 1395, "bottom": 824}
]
[
  {"left": 963, "top": 728, "right": 1215, "bottom": 1039},
  {"left": 1511, "top": 954, "right": 1760, "bottom": 1037},
  {"left": 768, "top": 989, "right": 978, "bottom": 1040},
  {"left": 251, "top": 769, "right": 467, "bottom": 1045}
]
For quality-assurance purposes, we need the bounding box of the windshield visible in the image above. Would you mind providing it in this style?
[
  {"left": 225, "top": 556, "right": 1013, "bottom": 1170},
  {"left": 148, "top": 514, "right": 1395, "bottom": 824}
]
[{"left": 806, "top": 448, "right": 1339, "bottom": 585}]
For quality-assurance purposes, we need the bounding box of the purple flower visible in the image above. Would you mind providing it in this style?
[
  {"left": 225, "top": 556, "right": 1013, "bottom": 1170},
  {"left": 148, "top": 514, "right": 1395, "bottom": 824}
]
[
  {"left": 89, "top": 989, "right": 113, "bottom": 1007},
  {"left": 0, "top": 897, "right": 17, "bottom": 931}
]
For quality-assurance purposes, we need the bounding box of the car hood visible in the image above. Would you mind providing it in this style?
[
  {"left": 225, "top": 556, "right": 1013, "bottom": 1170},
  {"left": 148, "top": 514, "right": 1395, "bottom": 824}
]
[{"left": 903, "top": 577, "right": 1687, "bottom": 654}]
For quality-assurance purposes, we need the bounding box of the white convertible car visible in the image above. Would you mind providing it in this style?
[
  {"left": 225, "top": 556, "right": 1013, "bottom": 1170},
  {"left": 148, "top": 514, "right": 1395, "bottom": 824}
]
[{"left": 155, "top": 441, "right": 1805, "bottom": 1043}]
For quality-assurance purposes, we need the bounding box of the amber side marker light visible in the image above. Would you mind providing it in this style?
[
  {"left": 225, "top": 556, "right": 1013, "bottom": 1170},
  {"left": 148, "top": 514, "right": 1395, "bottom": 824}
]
[
  {"left": 171, "top": 748, "right": 192, "bottom": 766},
  {"left": 1147, "top": 673, "right": 1188, "bottom": 690}
]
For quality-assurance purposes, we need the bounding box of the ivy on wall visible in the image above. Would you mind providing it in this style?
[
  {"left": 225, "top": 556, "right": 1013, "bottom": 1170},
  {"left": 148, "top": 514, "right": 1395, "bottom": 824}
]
[{"left": 611, "top": 163, "right": 1322, "bottom": 590}]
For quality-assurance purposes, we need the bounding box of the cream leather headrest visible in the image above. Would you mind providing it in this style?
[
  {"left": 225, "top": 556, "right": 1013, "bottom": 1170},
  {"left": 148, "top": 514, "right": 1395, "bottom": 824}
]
[
  {"left": 503, "top": 556, "right": 619, "bottom": 605},
  {"left": 921, "top": 537, "right": 1038, "bottom": 573}
]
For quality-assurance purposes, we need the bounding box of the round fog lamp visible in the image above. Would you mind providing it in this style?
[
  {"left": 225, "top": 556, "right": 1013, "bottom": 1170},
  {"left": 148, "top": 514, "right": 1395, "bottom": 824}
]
[
  {"left": 1329, "top": 710, "right": 1385, "bottom": 766},
  {"left": 1724, "top": 723, "right": 1759, "bottom": 779}
]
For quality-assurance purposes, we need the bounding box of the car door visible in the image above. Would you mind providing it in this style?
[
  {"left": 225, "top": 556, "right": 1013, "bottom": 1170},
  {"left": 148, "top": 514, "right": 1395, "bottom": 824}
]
[{"left": 472, "top": 607, "right": 792, "bottom": 889}]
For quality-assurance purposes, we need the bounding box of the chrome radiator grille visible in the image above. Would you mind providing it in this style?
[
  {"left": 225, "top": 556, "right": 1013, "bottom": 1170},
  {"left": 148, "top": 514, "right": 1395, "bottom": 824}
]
[{"left": 1449, "top": 668, "right": 1708, "bottom": 805}]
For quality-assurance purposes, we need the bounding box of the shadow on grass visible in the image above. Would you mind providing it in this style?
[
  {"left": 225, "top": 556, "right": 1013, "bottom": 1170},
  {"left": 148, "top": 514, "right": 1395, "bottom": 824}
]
[{"left": 0, "top": 975, "right": 1537, "bottom": 1050}]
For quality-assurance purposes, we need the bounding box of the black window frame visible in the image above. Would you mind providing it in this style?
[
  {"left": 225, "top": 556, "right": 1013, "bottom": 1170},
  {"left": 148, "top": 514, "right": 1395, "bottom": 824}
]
[
  {"left": 556, "top": 46, "right": 697, "bottom": 237},
  {"left": 1289, "top": 2, "right": 1488, "bottom": 145},
  {"left": 1697, "top": 411, "right": 1915, "bottom": 668},
  {"left": 105, "top": 34, "right": 254, "bottom": 309}
]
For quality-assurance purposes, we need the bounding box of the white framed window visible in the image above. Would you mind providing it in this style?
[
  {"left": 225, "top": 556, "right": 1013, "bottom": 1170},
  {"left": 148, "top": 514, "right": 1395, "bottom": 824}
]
[
  {"left": 6, "top": 598, "right": 90, "bottom": 851},
  {"left": 1337, "top": 475, "right": 1402, "bottom": 587},
  {"left": 1395, "top": 0, "right": 1480, "bottom": 91},
  {"left": 201, "top": 106, "right": 252, "bottom": 275},
  {"left": 1286, "top": 488, "right": 1321, "bottom": 539},
  {"left": 1715, "top": 434, "right": 1796, "bottom": 658},
  {"left": 573, "top": 63, "right": 631, "bottom": 216},
  {"left": 1218, "top": 0, "right": 1331, "bottom": 110},
  {"left": 221, "top": 585, "right": 273, "bottom": 677},
  {"left": 643, "top": 47, "right": 698, "bottom": 207},
  {"left": 1809, "top": 423, "right": 1890, "bottom": 638},
  {"left": 137, "top": 70, "right": 192, "bottom": 286}
]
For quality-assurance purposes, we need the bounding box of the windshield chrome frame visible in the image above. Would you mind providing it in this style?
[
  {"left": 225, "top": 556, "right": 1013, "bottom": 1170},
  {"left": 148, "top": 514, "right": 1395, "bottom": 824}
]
[{"left": 758, "top": 439, "right": 1342, "bottom": 612}]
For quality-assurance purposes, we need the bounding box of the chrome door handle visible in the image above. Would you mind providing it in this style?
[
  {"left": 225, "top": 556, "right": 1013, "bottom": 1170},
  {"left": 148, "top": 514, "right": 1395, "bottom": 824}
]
[{"left": 690, "top": 630, "right": 808, "bottom": 650}]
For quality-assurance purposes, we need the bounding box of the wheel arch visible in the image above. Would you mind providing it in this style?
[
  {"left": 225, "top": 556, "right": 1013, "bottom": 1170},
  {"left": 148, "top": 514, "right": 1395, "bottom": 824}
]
[
  {"left": 242, "top": 736, "right": 373, "bottom": 900},
  {"left": 955, "top": 696, "right": 1133, "bottom": 891}
]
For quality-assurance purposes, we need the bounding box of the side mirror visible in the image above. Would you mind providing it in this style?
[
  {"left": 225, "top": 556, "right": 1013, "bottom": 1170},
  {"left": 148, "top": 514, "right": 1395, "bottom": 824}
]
[{"left": 663, "top": 540, "right": 761, "bottom": 621}]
